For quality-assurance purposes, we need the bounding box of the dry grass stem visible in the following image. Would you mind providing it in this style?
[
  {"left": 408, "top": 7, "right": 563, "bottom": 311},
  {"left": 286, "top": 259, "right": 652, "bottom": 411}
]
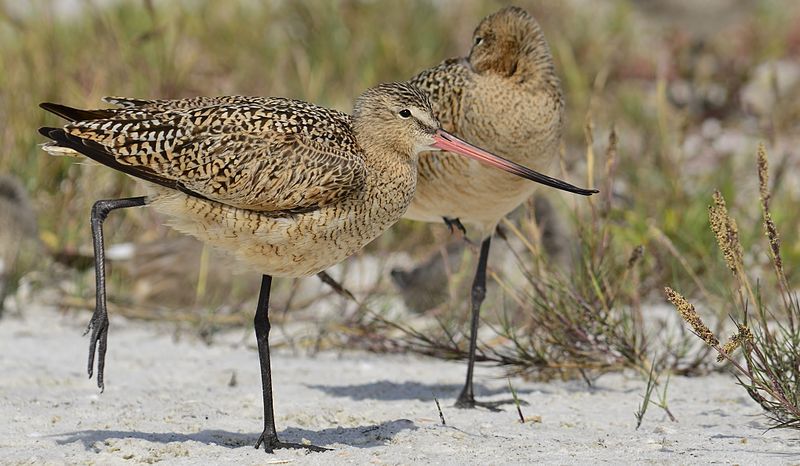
[{"left": 669, "top": 146, "right": 800, "bottom": 429}]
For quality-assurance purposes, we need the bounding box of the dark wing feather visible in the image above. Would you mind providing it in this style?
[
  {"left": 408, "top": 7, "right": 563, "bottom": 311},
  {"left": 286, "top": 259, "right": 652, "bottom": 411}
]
[
  {"left": 40, "top": 98, "right": 367, "bottom": 213},
  {"left": 38, "top": 126, "right": 202, "bottom": 198},
  {"left": 39, "top": 103, "right": 115, "bottom": 122}
]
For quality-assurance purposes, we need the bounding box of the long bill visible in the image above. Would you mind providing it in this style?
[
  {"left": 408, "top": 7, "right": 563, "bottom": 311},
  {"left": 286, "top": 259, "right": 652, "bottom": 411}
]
[{"left": 430, "top": 129, "right": 598, "bottom": 196}]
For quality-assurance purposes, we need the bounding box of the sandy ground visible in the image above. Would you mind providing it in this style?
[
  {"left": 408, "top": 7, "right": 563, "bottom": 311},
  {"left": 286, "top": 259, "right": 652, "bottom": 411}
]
[{"left": 2, "top": 304, "right": 799, "bottom": 465}]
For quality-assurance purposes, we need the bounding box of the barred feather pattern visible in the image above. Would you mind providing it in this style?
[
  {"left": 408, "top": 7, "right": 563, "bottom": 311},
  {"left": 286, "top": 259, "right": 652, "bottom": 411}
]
[
  {"left": 403, "top": 6, "right": 564, "bottom": 238},
  {"left": 41, "top": 82, "right": 433, "bottom": 277},
  {"left": 64, "top": 97, "right": 367, "bottom": 213}
]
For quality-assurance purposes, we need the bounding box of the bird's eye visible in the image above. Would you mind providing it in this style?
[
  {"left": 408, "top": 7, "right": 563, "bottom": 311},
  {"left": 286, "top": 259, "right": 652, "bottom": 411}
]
[
  {"left": 474, "top": 36, "right": 483, "bottom": 46},
  {"left": 399, "top": 109, "right": 412, "bottom": 118}
]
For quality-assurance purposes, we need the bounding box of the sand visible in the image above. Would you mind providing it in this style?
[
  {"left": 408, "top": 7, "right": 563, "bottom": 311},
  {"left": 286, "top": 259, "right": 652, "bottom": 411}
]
[{"left": 2, "top": 303, "right": 799, "bottom": 465}]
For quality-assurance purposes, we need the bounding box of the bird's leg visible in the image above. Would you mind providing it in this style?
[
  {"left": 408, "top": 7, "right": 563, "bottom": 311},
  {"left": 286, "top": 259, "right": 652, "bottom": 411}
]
[
  {"left": 316, "top": 271, "right": 357, "bottom": 303},
  {"left": 454, "top": 236, "right": 515, "bottom": 410},
  {"left": 442, "top": 216, "right": 467, "bottom": 236},
  {"left": 443, "top": 216, "right": 472, "bottom": 243},
  {"left": 253, "top": 275, "right": 328, "bottom": 453},
  {"left": 87, "top": 196, "right": 147, "bottom": 391}
]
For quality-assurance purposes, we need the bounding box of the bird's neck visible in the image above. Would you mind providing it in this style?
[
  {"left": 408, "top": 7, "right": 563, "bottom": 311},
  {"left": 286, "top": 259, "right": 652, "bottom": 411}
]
[
  {"left": 362, "top": 145, "right": 417, "bottom": 180},
  {"left": 356, "top": 134, "right": 418, "bottom": 231},
  {"left": 352, "top": 120, "right": 416, "bottom": 168}
]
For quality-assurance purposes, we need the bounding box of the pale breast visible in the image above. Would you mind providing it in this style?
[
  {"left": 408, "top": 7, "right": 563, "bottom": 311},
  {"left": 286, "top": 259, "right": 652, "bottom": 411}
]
[
  {"left": 143, "top": 159, "right": 416, "bottom": 278},
  {"left": 405, "top": 73, "right": 563, "bottom": 235}
]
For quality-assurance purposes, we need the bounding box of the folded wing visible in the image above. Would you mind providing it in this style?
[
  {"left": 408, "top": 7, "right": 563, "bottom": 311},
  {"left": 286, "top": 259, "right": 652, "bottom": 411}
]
[{"left": 40, "top": 97, "right": 367, "bottom": 214}]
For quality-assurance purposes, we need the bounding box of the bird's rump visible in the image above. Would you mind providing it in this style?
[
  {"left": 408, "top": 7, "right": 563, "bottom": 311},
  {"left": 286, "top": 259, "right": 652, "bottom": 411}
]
[{"left": 40, "top": 98, "right": 368, "bottom": 214}]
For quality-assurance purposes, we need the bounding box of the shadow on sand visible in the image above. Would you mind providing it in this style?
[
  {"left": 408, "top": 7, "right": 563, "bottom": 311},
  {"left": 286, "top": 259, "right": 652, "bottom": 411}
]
[
  {"left": 53, "top": 419, "right": 417, "bottom": 450},
  {"left": 305, "top": 380, "right": 534, "bottom": 401}
]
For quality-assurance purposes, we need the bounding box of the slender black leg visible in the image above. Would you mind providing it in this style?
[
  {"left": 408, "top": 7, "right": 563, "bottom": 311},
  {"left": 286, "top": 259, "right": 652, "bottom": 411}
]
[
  {"left": 454, "top": 237, "right": 515, "bottom": 410},
  {"left": 253, "top": 275, "right": 327, "bottom": 453},
  {"left": 87, "top": 196, "right": 147, "bottom": 391}
]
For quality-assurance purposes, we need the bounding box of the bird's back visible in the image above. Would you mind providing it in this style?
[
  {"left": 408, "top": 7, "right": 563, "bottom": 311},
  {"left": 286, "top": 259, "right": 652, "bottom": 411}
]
[{"left": 42, "top": 96, "right": 367, "bottom": 215}]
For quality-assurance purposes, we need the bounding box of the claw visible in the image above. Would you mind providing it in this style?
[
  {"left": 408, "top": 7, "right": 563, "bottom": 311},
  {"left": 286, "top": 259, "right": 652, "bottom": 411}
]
[
  {"left": 454, "top": 396, "right": 519, "bottom": 412},
  {"left": 86, "top": 309, "right": 108, "bottom": 391},
  {"left": 255, "top": 431, "right": 328, "bottom": 453},
  {"left": 443, "top": 216, "right": 467, "bottom": 237}
]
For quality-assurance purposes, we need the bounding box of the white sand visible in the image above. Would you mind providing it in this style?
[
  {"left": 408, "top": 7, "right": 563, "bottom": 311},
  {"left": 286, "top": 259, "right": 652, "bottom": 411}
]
[{"left": 2, "top": 304, "right": 799, "bottom": 465}]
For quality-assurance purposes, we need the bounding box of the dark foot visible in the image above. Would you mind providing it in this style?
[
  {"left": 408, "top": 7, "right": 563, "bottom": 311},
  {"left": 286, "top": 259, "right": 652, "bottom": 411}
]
[
  {"left": 443, "top": 217, "right": 473, "bottom": 244},
  {"left": 454, "top": 395, "right": 524, "bottom": 411},
  {"left": 84, "top": 309, "right": 109, "bottom": 391},
  {"left": 254, "top": 431, "right": 329, "bottom": 453},
  {"left": 443, "top": 217, "right": 467, "bottom": 236}
]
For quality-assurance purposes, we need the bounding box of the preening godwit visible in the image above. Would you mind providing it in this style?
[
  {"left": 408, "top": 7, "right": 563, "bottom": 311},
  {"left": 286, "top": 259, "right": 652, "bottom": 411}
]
[
  {"left": 38, "top": 81, "right": 590, "bottom": 452},
  {"left": 404, "top": 6, "right": 597, "bottom": 408}
]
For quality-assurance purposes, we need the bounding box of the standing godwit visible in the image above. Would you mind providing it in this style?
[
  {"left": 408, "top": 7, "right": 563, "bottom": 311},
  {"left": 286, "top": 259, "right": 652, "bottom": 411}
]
[
  {"left": 38, "top": 81, "right": 592, "bottom": 452},
  {"left": 404, "top": 7, "right": 596, "bottom": 409}
]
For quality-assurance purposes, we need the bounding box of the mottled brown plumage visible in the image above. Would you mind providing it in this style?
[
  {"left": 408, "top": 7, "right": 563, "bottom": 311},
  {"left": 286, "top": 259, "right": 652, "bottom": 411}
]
[
  {"left": 41, "top": 84, "right": 442, "bottom": 277},
  {"left": 39, "top": 79, "right": 583, "bottom": 452},
  {"left": 403, "top": 7, "right": 588, "bottom": 410},
  {"left": 406, "top": 6, "right": 565, "bottom": 237}
]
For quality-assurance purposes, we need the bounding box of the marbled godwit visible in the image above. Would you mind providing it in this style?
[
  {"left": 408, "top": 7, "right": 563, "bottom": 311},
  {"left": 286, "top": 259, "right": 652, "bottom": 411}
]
[
  {"left": 404, "top": 7, "right": 596, "bottom": 408},
  {"left": 38, "top": 81, "right": 591, "bottom": 452}
]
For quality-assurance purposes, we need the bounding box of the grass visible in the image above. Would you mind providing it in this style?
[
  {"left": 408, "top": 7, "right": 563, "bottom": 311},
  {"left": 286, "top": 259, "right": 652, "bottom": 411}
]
[
  {"left": 666, "top": 145, "right": 800, "bottom": 430},
  {"left": 1, "top": 0, "right": 799, "bottom": 404}
]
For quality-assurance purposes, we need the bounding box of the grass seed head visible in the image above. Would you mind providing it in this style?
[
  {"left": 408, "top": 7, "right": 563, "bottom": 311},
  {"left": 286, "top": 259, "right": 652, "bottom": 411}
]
[
  {"left": 627, "top": 245, "right": 644, "bottom": 269},
  {"left": 664, "top": 287, "right": 719, "bottom": 347},
  {"left": 756, "top": 145, "right": 784, "bottom": 275},
  {"left": 709, "top": 191, "right": 744, "bottom": 276},
  {"left": 757, "top": 143, "right": 770, "bottom": 211},
  {"left": 763, "top": 211, "right": 784, "bottom": 274},
  {"left": 716, "top": 324, "right": 754, "bottom": 362}
]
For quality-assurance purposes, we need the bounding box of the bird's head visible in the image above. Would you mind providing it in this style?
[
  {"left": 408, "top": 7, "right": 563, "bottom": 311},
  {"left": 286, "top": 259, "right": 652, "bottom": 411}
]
[
  {"left": 353, "top": 82, "right": 440, "bottom": 158},
  {"left": 353, "top": 82, "right": 596, "bottom": 196},
  {"left": 468, "top": 6, "right": 550, "bottom": 79}
]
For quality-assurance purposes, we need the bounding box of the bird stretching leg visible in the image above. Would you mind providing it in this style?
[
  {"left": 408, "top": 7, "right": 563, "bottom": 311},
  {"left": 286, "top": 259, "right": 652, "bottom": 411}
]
[
  {"left": 40, "top": 78, "right": 566, "bottom": 451},
  {"left": 87, "top": 196, "right": 147, "bottom": 390},
  {"left": 253, "top": 275, "right": 327, "bottom": 453}
]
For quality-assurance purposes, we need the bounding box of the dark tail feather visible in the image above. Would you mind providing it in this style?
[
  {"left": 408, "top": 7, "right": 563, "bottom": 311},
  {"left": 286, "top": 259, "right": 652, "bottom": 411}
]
[
  {"left": 39, "top": 102, "right": 115, "bottom": 122},
  {"left": 38, "top": 126, "right": 60, "bottom": 138},
  {"left": 38, "top": 127, "right": 177, "bottom": 190},
  {"left": 38, "top": 126, "right": 206, "bottom": 201}
]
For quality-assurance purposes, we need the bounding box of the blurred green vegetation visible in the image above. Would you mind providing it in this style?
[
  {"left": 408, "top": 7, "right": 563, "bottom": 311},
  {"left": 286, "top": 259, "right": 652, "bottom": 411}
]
[{"left": 0, "top": 0, "right": 798, "bottom": 325}]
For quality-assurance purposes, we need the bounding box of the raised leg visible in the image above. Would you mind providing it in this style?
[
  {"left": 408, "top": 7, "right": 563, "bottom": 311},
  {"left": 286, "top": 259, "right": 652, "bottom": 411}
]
[
  {"left": 454, "top": 236, "right": 514, "bottom": 410},
  {"left": 87, "top": 196, "right": 147, "bottom": 391},
  {"left": 253, "top": 275, "right": 327, "bottom": 453}
]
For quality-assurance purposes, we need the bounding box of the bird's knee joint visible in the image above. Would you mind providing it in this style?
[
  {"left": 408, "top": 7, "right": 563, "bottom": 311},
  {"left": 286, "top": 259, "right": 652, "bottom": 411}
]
[
  {"left": 91, "top": 200, "right": 112, "bottom": 223},
  {"left": 471, "top": 284, "right": 486, "bottom": 303}
]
